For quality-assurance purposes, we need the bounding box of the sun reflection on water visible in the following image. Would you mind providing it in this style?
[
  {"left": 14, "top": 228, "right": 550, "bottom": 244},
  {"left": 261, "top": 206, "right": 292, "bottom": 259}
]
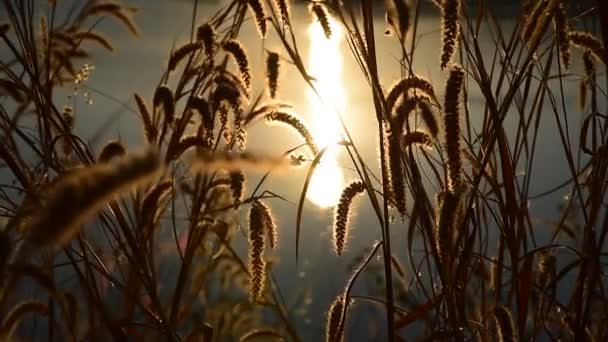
[{"left": 306, "top": 17, "right": 345, "bottom": 208}]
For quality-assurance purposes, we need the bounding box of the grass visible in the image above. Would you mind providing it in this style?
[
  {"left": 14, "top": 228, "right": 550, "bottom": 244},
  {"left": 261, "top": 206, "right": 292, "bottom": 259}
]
[{"left": 0, "top": 0, "right": 607, "bottom": 340}]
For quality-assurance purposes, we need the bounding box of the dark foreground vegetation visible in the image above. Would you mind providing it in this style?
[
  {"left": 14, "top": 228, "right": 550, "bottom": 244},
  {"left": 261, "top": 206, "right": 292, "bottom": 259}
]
[{"left": 0, "top": 0, "right": 607, "bottom": 341}]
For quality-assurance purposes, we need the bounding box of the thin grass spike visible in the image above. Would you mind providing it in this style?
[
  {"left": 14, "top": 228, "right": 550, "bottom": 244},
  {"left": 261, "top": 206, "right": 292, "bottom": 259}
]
[
  {"left": 223, "top": 40, "right": 251, "bottom": 89},
  {"left": 311, "top": 3, "right": 332, "bottom": 39},
  {"left": 266, "top": 111, "right": 318, "bottom": 156},
  {"left": 98, "top": 140, "right": 126, "bottom": 163},
  {"left": 443, "top": 64, "right": 464, "bottom": 192},
  {"left": 168, "top": 41, "right": 202, "bottom": 72},
  {"left": 249, "top": 200, "right": 267, "bottom": 302},
  {"left": 325, "top": 295, "right": 345, "bottom": 342},
  {"left": 25, "top": 149, "right": 161, "bottom": 247},
  {"left": 134, "top": 93, "right": 156, "bottom": 143},
  {"left": 266, "top": 51, "right": 280, "bottom": 99},
  {"left": 333, "top": 181, "right": 365, "bottom": 255},
  {"left": 247, "top": 0, "right": 267, "bottom": 37},
  {"left": 440, "top": 0, "right": 461, "bottom": 69}
]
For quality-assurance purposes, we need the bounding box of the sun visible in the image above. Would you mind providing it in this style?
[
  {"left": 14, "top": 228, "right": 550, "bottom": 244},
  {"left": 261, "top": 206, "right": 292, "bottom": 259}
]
[{"left": 306, "top": 16, "right": 346, "bottom": 208}]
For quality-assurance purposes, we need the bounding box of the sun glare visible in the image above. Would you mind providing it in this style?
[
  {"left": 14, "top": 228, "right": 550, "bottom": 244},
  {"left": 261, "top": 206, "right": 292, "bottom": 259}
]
[{"left": 306, "top": 16, "right": 345, "bottom": 208}]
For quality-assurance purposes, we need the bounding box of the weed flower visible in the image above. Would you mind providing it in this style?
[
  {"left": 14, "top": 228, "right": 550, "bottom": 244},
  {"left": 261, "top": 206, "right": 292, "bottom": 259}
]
[
  {"left": 223, "top": 40, "right": 251, "bottom": 89},
  {"left": 25, "top": 149, "right": 161, "bottom": 247},
  {"left": 97, "top": 139, "right": 126, "bottom": 163},
  {"left": 440, "top": 0, "right": 461, "bottom": 69},
  {"left": 196, "top": 23, "right": 216, "bottom": 56},
  {"left": 265, "top": 111, "right": 318, "bottom": 156},
  {"left": 333, "top": 181, "right": 365, "bottom": 255},
  {"left": 249, "top": 200, "right": 267, "bottom": 302},
  {"left": 266, "top": 51, "right": 280, "bottom": 99},
  {"left": 325, "top": 294, "right": 345, "bottom": 342},
  {"left": 153, "top": 85, "right": 175, "bottom": 126},
  {"left": 247, "top": 0, "right": 267, "bottom": 37},
  {"left": 443, "top": 64, "right": 464, "bottom": 192},
  {"left": 569, "top": 31, "right": 608, "bottom": 64},
  {"left": 168, "top": 41, "right": 202, "bottom": 72},
  {"left": 134, "top": 93, "right": 156, "bottom": 143},
  {"left": 311, "top": 3, "right": 332, "bottom": 39}
]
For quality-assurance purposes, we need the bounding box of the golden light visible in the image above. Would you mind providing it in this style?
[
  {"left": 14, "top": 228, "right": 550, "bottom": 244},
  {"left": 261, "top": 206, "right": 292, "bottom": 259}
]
[{"left": 306, "top": 16, "right": 346, "bottom": 208}]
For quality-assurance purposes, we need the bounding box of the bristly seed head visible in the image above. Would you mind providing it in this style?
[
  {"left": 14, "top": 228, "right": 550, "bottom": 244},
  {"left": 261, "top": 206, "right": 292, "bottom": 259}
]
[
  {"left": 196, "top": 23, "right": 216, "bottom": 56},
  {"left": 223, "top": 40, "right": 251, "bottom": 89},
  {"left": 333, "top": 181, "right": 365, "bottom": 255},
  {"left": 247, "top": 0, "right": 267, "bottom": 38},
  {"left": 310, "top": 3, "right": 332, "bottom": 39},
  {"left": 440, "top": 0, "right": 461, "bottom": 69},
  {"left": 443, "top": 64, "right": 464, "bottom": 192},
  {"left": 325, "top": 294, "right": 345, "bottom": 342},
  {"left": 266, "top": 51, "right": 280, "bottom": 99}
]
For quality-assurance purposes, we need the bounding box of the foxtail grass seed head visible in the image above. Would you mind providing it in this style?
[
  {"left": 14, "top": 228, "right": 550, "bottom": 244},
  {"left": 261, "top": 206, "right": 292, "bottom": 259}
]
[
  {"left": 265, "top": 111, "right": 319, "bottom": 156},
  {"left": 569, "top": 31, "right": 608, "bottom": 64},
  {"left": 274, "top": 0, "right": 291, "bottom": 24},
  {"left": 0, "top": 301, "right": 49, "bottom": 337},
  {"left": 387, "top": 0, "right": 410, "bottom": 41},
  {"left": 134, "top": 93, "right": 156, "bottom": 143},
  {"left": 247, "top": 0, "right": 267, "bottom": 37},
  {"left": 311, "top": 3, "right": 332, "bottom": 39},
  {"left": 140, "top": 180, "right": 172, "bottom": 229},
  {"left": 418, "top": 98, "right": 439, "bottom": 138},
  {"left": 443, "top": 64, "right": 464, "bottom": 192},
  {"left": 435, "top": 190, "right": 461, "bottom": 266},
  {"left": 325, "top": 294, "right": 345, "bottom": 342},
  {"left": 223, "top": 40, "right": 251, "bottom": 89},
  {"left": 522, "top": 0, "right": 550, "bottom": 43},
  {"left": 170, "top": 135, "right": 207, "bottom": 161},
  {"left": 440, "top": 0, "right": 461, "bottom": 69},
  {"left": 536, "top": 251, "right": 556, "bottom": 288},
  {"left": 189, "top": 96, "right": 214, "bottom": 132},
  {"left": 153, "top": 85, "right": 175, "bottom": 125},
  {"left": 266, "top": 51, "right": 280, "bottom": 99},
  {"left": 494, "top": 305, "right": 517, "bottom": 342},
  {"left": 83, "top": 3, "right": 139, "bottom": 36},
  {"left": 25, "top": 149, "right": 161, "bottom": 248},
  {"left": 579, "top": 50, "right": 595, "bottom": 111},
  {"left": 73, "top": 31, "right": 115, "bottom": 52},
  {"left": 256, "top": 199, "right": 278, "bottom": 249},
  {"left": 229, "top": 170, "right": 245, "bottom": 205},
  {"left": 386, "top": 76, "right": 438, "bottom": 115},
  {"left": 333, "top": 181, "right": 365, "bottom": 255},
  {"left": 168, "top": 41, "right": 202, "bottom": 72},
  {"left": 196, "top": 23, "right": 216, "bottom": 56},
  {"left": 191, "top": 150, "right": 289, "bottom": 173},
  {"left": 553, "top": 0, "right": 570, "bottom": 69},
  {"left": 249, "top": 200, "right": 267, "bottom": 302},
  {"left": 97, "top": 139, "right": 126, "bottom": 163},
  {"left": 402, "top": 130, "right": 433, "bottom": 149},
  {"left": 388, "top": 129, "right": 407, "bottom": 215}
]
